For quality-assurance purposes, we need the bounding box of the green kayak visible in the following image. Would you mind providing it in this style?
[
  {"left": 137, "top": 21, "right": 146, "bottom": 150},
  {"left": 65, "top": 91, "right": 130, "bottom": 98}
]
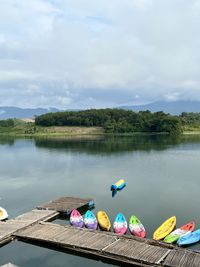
[{"left": 129, "top": 215, "right": 146, "bottom": 238}]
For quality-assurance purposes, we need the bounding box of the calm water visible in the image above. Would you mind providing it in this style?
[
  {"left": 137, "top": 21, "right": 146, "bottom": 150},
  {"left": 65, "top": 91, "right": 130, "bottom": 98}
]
[{"left": 1, "top": 134, "right": 200, "bottom": 266}]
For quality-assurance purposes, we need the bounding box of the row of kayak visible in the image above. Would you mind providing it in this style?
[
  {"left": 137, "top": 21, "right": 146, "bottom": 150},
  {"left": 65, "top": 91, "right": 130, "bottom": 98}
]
[
  {"left": 153, "top": 216, "right": 199, "bottom": 246},
  {"left": 70, "top": 210, "right": 200, "bottom": 246},
  {"left": 2, "top": 206, "right": 199, "bottom": 246},
  {"left": 70, "top": 209, "right": 146, "bottom": 237}
]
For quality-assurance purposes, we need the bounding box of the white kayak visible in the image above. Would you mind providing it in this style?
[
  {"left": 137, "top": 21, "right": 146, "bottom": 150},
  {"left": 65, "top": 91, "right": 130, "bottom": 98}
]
[{"left": 0, "top": 206, "right": 8, "bottom": 220}]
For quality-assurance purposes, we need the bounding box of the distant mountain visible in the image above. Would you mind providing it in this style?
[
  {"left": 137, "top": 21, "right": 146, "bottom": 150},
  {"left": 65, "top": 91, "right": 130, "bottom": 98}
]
[
  {"left": 0, "top": 106, "right": 60, "bottom": 119},
  {"left": 120, "top": 101, "right": 200, "bottom": 115},
  {"left": 2, "top": 101, "right": 200, "bottom": 119}
]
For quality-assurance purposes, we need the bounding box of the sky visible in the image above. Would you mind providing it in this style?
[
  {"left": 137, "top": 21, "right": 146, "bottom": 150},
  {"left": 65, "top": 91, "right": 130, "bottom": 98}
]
[{"left": 0, "top": 0, "right": 200, "bottom": 109}]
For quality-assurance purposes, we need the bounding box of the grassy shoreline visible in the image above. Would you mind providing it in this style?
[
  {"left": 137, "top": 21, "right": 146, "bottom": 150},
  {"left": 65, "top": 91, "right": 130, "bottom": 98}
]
[
  {"left": 0, "top": 119, "right": 200, "bottom": 137},
  {"left": 1, "top": 122, "right": 200, "bottom": 137},
  {"left": 0, "top": 124, "right": 105, "bottom": 137}
]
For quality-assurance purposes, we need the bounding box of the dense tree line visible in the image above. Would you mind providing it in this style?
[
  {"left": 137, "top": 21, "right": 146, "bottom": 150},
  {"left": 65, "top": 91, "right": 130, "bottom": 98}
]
[
  {"left": 180, "top": 112, "right": 200, "bottom": 127},
  {"left": 0, "top": 119, "right": 14, "bottom": 127},
  {"left": 35, "top": 109, "right": 182, "bottom": 135}
]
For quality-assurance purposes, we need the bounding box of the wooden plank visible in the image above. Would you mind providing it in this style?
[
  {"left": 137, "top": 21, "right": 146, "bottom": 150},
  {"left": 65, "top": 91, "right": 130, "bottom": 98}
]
[
  {"left": 16, "top": 223, "right": 117, "bottom": 252},
  {"left": 37, "top": 196, "right": 94, "bottom": 214},
  {"left": 16, "top": 222, "right": 200, "bottom": 267},
  {"left": 15, "top": 222, "right": 168, "bottom": 266},
  {"left": 14, "top": 209, "right": 58, "bottom": 222},
  {"left": 163, "top": 249, "right": 200, "bottom": 267},
  {"left": 0, "top": 220, "right": 32, "bottom": 244},
  {"left": 104, "top": 238, "right": 170, "bottom": 264},
  {"left": 0, "top": 210, "right": 58, "bottom": 246}
]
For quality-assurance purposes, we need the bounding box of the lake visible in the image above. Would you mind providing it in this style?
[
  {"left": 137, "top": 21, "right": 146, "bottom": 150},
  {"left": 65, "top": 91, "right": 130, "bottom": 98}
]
[{"left": 0, "top": 134, "right": 200, "bottom": 266}]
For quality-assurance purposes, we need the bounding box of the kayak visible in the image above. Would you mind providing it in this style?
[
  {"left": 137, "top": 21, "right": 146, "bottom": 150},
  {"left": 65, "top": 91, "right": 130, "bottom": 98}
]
[
  {"left": 153, "top": 216, "right": 176, "bottom": 240},
  {"left": 164, "top": 221, "right": 195, "bottom": 243},
  {"left": 70, "top": 209, "right": 84, "bottom": 228},
  {"left": 129, "top": 215, "right": 146, "bottom": 238},
  {"left": 177, "top": 229, "right": 200, "bottom": 246},
  {"left": 0, "top": 207, "right": 8, "bottom": 221},
  {"left": 84, "top": 210, "right": 98, "bottom": 230},
  {"left": 97, "top": 210, "right": 111, "bottom": 231},
  {"left": 113, "top": 213, "right": 127, "bottom": 235},
  {"left": 111, "top": 179, "right": 126, "bottom": 191}
]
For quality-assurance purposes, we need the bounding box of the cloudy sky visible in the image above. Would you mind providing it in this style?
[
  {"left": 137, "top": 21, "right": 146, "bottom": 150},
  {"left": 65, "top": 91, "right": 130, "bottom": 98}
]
[{"left": 0, "top": 0, "right": 200, "bottom": 109}]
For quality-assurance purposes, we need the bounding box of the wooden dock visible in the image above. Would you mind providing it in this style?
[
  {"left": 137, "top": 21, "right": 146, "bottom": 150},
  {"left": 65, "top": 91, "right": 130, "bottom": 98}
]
[
  {"left": 1, "top": 196, "right": 200, "bottom": 266},
  {"left": 0, "top": 209, "right": 58, "bottom": 246},
  {"left": 0, "top": 196, "right": 93, "bottom": 246},
  {"left": 37, "top": 196, "right": 94, "bottom": 214},
  {"left": 15, "top": 222, "right": 200, "bottom": 267}
]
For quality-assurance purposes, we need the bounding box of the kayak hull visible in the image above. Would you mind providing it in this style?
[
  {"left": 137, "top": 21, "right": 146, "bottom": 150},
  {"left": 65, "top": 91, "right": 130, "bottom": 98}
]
[
  {"left": 153, "top": 216, "right": 176, "bottom": 240},
  {"left": 111, "top": 179, "right": 126, "bottom": 191},
  {"left": 0, "top": 207, "right": 8, "bottom": 221},
  {"left": 97, "top": 211, "right": 111, "bottom": 231},
  {"left": 129, "top": 215, "right": 146, "bottom": 238},
  {"left": 70, "top": 209, "right": 84, "bottom": 228},
  {"left": 177, "top": 229, "right": 200, "bottom": 246},
  {"left": 114, "top": 213, "right": 127, "bottom": 235},
  {"left": 84, "top": 210, "right": 98, "bottom": 230}
]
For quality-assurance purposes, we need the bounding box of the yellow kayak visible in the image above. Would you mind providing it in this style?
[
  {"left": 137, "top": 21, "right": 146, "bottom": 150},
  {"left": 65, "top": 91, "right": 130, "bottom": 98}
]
[
  {"left": 153, "top": 216, "right": 176, "bottom": 240},
  {"left": 97, "top": 211, "right": 111, "bottom": 231}
]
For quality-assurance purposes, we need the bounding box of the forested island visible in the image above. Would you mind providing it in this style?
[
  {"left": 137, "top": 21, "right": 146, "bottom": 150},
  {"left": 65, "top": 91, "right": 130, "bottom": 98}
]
[
  {"left": 35, "top": 109, "right": 182, "bottom": 135},
  {"left": 1, "top": 109, "right": 200, "bottom": 136}
]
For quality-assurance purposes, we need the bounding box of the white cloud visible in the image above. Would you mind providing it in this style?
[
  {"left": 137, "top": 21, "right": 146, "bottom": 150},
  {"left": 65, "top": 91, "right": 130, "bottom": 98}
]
[
  {"left": 164, "top": 92, "right": 180, "bottom": 102},
  {"left": 0, "top": 0, "right": 200, "bottom": 108}
]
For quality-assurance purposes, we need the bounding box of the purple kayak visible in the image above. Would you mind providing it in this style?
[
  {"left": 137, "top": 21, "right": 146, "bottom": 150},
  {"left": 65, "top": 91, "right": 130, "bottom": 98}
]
[
  {"left": 70, "top": 209, "right": 84, "bottom": 228},
  {"left": 84, "top": 210, "right": 98, "bottom": 230}
]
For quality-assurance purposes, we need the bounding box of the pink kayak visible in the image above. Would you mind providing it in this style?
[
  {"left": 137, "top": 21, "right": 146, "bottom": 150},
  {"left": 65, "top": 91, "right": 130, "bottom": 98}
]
[{"left": 70, "top": 209, "right": 84, "bottom": 228}]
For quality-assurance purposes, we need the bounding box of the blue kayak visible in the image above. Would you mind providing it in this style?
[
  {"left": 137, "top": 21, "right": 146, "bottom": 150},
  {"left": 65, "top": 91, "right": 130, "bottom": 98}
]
[
  {"left": 113, "top": 213, "right": 128, "bottom": 235},
  {"left": 110, "top": 179, "right": 126, "bottom": 191},
  {"left": 84, "top": 210, "right": 97, "bottom": 230},
  {"left": 177, "top": 229, "right": 200, "bottom": 246}
]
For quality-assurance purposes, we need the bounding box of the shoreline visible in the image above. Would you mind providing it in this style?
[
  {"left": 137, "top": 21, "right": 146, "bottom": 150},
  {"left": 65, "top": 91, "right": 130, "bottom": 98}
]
[
  {"left": 0, "top": 123, "right": 200, "bottom": 137},
  {"left": 1, "top": 128, "right": 200, "bottom": 137}
]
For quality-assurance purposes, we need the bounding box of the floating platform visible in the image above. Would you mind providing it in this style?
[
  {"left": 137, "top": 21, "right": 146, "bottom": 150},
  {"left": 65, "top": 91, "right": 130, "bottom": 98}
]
[
  {"left": 0, "top": 196, "right": 93, "bottom": 246},
  {"left": 0, "top": 209, "right": 58, "bottom": 246},
  {"left": 15, "top": 222, "right": 200, "bottom": 267},
  {"left": 37, "top": 196, "right": 94, "bottom": 214},
  {"left": 0, "top": 196, "right": 200, "bottom": 266}
]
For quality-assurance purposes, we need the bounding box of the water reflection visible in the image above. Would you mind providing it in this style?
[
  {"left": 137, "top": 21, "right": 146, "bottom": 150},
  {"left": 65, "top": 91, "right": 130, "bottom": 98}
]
[
  {"left": 17, "top": 240, "right": 137, "bottom": 267},
  {"left": 1, "top": 134, "right": 200, "bottom": 266},
  {"left": 33, "top": 134, "right": 200, "bottom": 155},
  {"left": 0, "top": 241, "right": 117, "bottom": 267},
  {"left": 111, "top": 189, "right": 126, "bottom": 198},
  {"left": 0, "top": 136, "right": 15, "bottom": 146},
  {"left": 2, "top": 135, "right": 200, "bottom": 155},
  {"left": 33, "top": 135, "right": 182, "bottom": 155}
]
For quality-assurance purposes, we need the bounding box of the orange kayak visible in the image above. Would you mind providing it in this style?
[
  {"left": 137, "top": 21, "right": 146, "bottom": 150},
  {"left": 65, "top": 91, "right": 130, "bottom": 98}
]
[{"left": 180, "top": 221, "right": 195, "bottom": 232}]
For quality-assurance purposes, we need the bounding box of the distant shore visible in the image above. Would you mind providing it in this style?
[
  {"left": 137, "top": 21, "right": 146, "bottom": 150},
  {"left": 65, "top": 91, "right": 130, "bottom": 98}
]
[
  {"left": 0, "top": 122, "right": 200, "bottom": 137},
  {"left": 0, "top": 124, "right": 105, "bottom": 136}
]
